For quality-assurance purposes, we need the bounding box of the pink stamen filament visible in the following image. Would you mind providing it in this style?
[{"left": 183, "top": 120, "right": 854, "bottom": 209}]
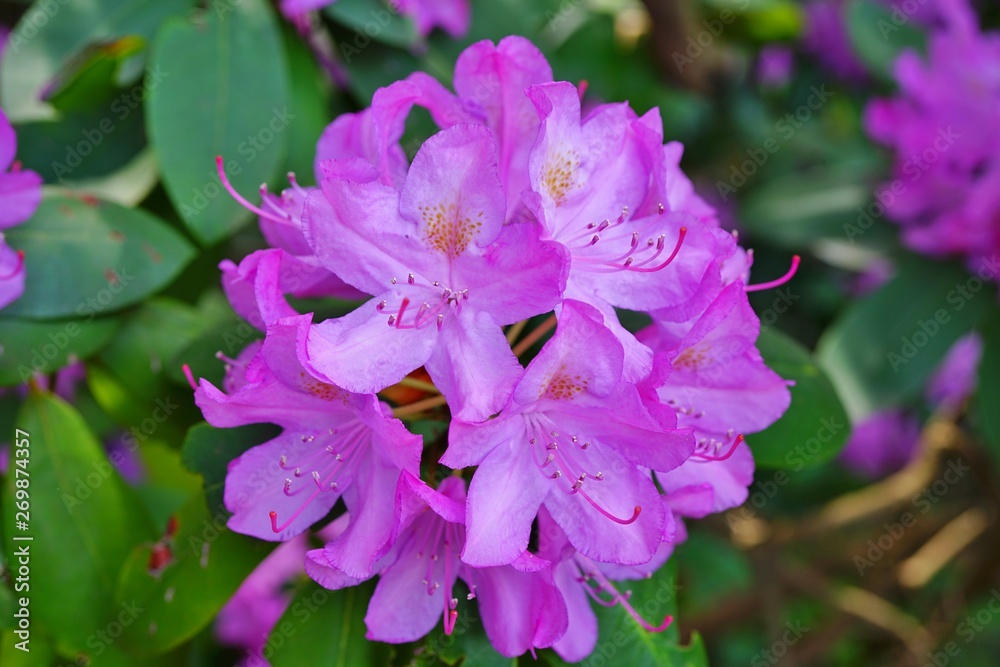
[
  {"left": 181, "top": 364, "right": 197, "bottom": 391},
  {"left": 579, "top": 561, "right": 673, "bottom": 632},
  {"left": 691, "top": 434, "right": 745, "bottom": 462},
  {"left": 529, "top": 416, "right": 639, "bottom": 525},
  {"left": 215, "top": 156, "right": 296, "bottom": 228},
  {"left": 268, "top": 422, "right": 367, "bottom": 533},
  {"left": 575, "top": 227, "right": 687, "bottom": 273},
  {"left": 0, "top": 249, "right": 24, "bottom": 279},
  {"left": 745, "top": 255, "right": 800, "bottom": 292}
]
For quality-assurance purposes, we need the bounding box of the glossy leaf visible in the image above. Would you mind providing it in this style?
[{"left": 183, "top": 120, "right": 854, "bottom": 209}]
[
  {"left": 0, "top": 316, "right": 119, "bottom": 386},
  {"left": 751, "top": 327, "right": 851, "bottom": 469},
  {"left": 846, "top": 0, "right": 926, "bottom": 81},
  {"left": 146, "top": 0, "right": 290, "bottom": 244},
  {"left": 114, "top": 492, "right": 273, "bottom": 656},
  {"left": 816, "top": 256, "right": 994, "bottom": 420},
  {"left": 3, "top": 193, "right": 194, "bottom": 320},
  {"left": 269, "top": 580, "right": 390, "bottom": 667},
  {"left": 1, "top": 390, "right": 155, "bottom": 654}
]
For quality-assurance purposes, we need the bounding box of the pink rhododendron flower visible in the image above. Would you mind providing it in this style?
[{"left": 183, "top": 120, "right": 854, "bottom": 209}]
[
  {"left": 193, "top": 34, "right": 796, "bottom": 659},
  {"left": 195, "top": 315, "right": 421, "bottom": 579}
]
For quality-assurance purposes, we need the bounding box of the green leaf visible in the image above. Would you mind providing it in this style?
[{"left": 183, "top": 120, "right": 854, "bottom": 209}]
[
  {"left": 845, "top": 0, "right": 926, "bottom": 81},
  {"left": 45, "top": 36, "right": 146, "bottom": 114},
  {"left": 973, "top": 311, "right": 1000, "bottom": 459},
  {"left": 738, "top": 161, "right": 888, "bottom": 249},
  {"left": 114, "top": 492, "right": 273, "bottom": 656},
  {"left": 816, "top": 256, "right": 995, "bottom": 420},
  {"left": 281, "top": 26, "right": 338, "bottom": 181},
  {"left": 0, "top": 316, "right": 119, "bottom": 386},
  {"left": 181, "top": 422, "right": 280, "bottom": 512},
  {"left": 0, "top": 0, "right": 197, "bottom": 120},
  {"left": 269, "top": 580, "right": 391, "bottom": 667},
  {"left": 751, "top": 327, "right": 850, "bottom": 469},
  {"left": 146, "top": 0, "right": 290, "bottom": 244},
  {"left": 97, "top": 298, "right": 211, "bottom": 399},
  {"left": 324, "top": 0, "right": 416, "bottom": 49},
  {"left": 2, "top": 390, "right": 155, "bottom": 654},
  {"left": 3, "top": 193, "right": 194, "bottom": 320}
]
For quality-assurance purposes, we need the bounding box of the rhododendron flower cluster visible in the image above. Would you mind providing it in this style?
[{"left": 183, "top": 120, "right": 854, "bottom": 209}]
[
  {"left": 192, "top": 36, "right": 795, "bottom": 660},
  {"left": 865, "top": 0, "right": 1000, "bottom": 275},
  {"left": 0, "top": 108, "right": 42, "bottom": 310}
]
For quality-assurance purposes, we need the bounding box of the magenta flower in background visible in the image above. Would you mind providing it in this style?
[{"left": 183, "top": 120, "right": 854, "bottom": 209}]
[
  {"left": 0, "top": 108, "right": 42, "bottom": 310},
  {"left": 839, "top": 410, "right": 921, "bottom": 478},
  {"left": 865, "top": 0, "right": 1000, "bottom": 275},
  {"left": 927, "top": 332, "right": 984, "bottom": 410},
  {"left": 757, "top": 45, "right": 794, "bottom": 88},
  {"left": 802, "top": 0, "right": 869, "bottom": 81},
  {"left": 216, "top": 535, "right": 310, "bottom": 667}
]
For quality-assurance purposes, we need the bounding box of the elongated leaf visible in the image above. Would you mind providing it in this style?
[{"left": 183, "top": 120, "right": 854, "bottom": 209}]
[
  {"left": 3, "top": 193, "right": 194, "bottom": 320},
  {"left": 751, "top": 328, "right": 850, "bottom": 469},
  {"left": 269, "top": 580, "right": 390, "bottom": 667},
  {"left": 816, "top": 256, "right": 995, "bottom": 419},
  {"left": 115, "top": 492, "right": 273, "bottom": 656},
  {"left": 0, "top": 316, "right": 119, "bottom": 386},
  {"left": 0, "top": 0, "right": 196, "bottom": 120},
  {"left": 146, "top": 0, "right": 290, "bottom": 244},
  {"left": 324, "top": 0, "right": 416, "bottom": 49},
  {"left": 2, "top": 390, "right": 155, "bottom": 654},
  {"left": 846, "top": 0, "right": 926, "bottom": 81}
]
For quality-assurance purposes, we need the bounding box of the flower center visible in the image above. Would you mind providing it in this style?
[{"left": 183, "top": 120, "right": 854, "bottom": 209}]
[{"left": 376, "top": 273, "right": 469, "bottom": 331}]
